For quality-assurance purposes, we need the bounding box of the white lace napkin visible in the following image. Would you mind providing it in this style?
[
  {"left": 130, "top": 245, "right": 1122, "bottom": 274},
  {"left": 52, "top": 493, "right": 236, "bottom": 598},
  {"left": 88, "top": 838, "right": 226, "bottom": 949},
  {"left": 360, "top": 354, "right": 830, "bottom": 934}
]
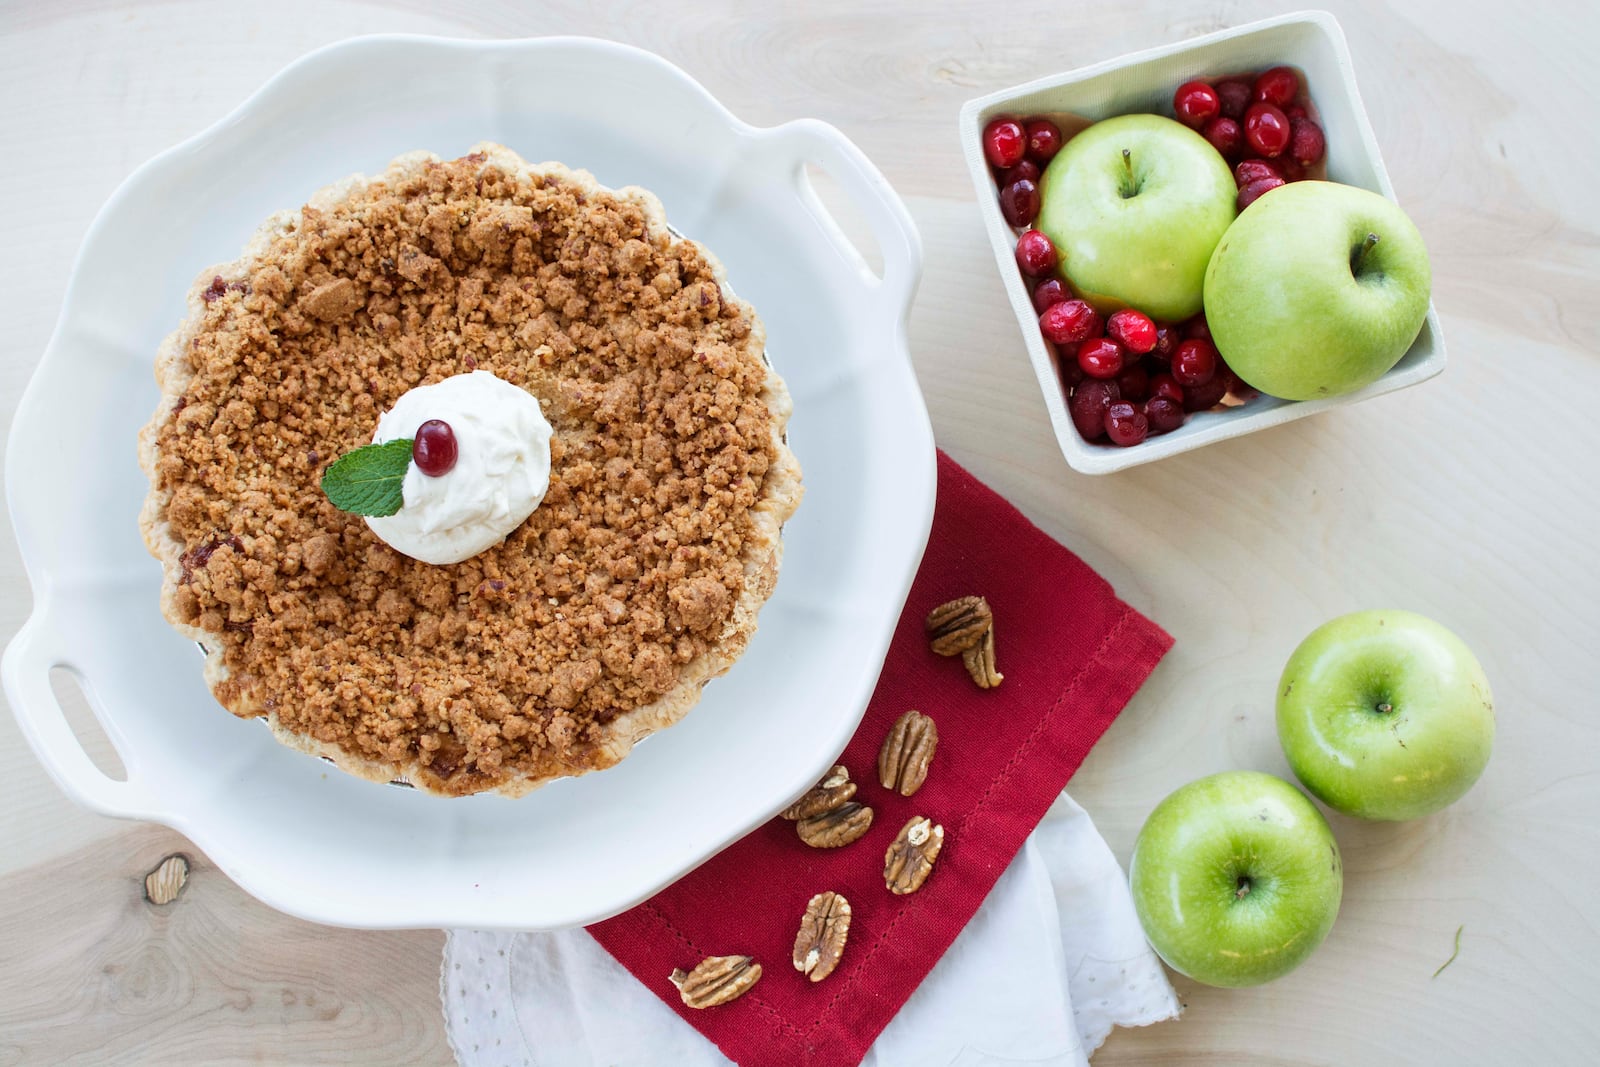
[{"left": 442, "top": 793, "right": 1179, "bottom": 1066}]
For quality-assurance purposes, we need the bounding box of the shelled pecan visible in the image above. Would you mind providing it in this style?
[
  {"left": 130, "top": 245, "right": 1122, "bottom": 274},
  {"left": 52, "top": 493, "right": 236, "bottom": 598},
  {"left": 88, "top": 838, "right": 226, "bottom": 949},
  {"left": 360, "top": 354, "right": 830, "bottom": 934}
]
[
  {"left": 792, "top": 891, "right": 852, "bottom": 982},
  {"left": 925, "top": 596, "right": 992, "bottom": 656},
  {"left": 669, "top": 955, "right": 762, "bottom": 1008},
  {"left": 884, "top": 816, "right": 945, "bottom": 895},
  {"left": 780, "top": 764, "right": 857, "bottom": 821},
  {"left": 962, "top": 628, "right": 1004, "bottom": 689},
  {"left": 878, "top": 710, "right": 938, "bottom": 796},
  {"left": 796, "top": 802, "right": 874, "bottom": 848}
]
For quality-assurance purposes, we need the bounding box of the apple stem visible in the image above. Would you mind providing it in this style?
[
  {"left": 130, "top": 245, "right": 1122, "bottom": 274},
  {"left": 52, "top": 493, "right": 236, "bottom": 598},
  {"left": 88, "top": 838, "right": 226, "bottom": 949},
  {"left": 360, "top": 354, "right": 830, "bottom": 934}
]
[
  {"left": 1351, "top": 232, "right": 1380, "bottom": 274},
  {"left": 1235, "top": 876, "right": 1252, "bottom": 900},
  {"left": 1119, "top": 148, "right": 1137, "bottom": 198},
  {"left": 1376, "top": 702, "right": 1394, "bottom": 714}
]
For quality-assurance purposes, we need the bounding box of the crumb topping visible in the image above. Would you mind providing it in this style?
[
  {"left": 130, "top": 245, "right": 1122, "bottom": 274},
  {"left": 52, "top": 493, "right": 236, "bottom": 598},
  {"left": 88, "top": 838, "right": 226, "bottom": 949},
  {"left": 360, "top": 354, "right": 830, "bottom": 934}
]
[{"left": 149, "top": 152, "right": 784, "bottom": 794}]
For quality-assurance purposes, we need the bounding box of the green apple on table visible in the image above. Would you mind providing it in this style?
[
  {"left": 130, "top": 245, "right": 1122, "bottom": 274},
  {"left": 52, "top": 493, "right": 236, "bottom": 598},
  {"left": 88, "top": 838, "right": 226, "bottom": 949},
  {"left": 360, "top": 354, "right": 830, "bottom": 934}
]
[
  {"left": 1130, "top": 771, "right": 1342, "bottom": 988},
  {"left": 1036, "top": 113, "right": 1236, "bottom": 322},
  {"left": 1204, "top": 181, "right": 1432, "bottom": 401},
  {"left": 1277, "top": 609, "right": 1494, "bottom": 821}
]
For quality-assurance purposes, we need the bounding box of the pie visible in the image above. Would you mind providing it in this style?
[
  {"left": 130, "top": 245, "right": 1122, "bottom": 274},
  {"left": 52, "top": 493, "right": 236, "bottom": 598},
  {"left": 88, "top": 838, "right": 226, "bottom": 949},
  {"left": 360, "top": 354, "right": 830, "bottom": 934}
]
[{"left": 138, "top": 143, "right": 802, "bottom": 796}]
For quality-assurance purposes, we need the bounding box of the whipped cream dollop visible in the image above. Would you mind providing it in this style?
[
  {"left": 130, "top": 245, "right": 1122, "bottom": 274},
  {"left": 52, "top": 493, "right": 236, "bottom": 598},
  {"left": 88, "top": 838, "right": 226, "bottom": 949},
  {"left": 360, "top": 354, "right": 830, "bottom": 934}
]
[{"left": 365, "top": 371, "right": 553, "bottom": 565}]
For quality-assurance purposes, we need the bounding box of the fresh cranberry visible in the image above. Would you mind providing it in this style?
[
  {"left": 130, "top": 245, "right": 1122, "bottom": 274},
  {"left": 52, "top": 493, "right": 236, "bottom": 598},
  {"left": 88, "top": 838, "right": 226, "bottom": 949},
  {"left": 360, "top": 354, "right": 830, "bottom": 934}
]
[
  {"left": 1234, "top": 159, "right": 1283, "bottom": 187},
  {"left": 1143, "top": 395, "right": 1186, "bottom": 434},
  {"left": 1185, "top": 315, "right": 1212, "bottom": 342},
  {"left": 1152, "top": 324, "right": 1180, "bottom": 360},
  {"left": 1032, "top": 277, "right": 1068, "bottom": 313},
  {"left": 1202, "top": 117, "right": 1243, "bottom": 158},
  {"left": 1104, "top": 401, "right": 1149, "bottom": 447},
  {"left": 1106, "top": 308, "right": 1158, "bottom": 354},
  {"left": 1216, "top": 79, "right": 1252, "bottom": 121},
  {"left": 1171, "top": 338, "right": 1218, "bottom": 387},
  {"left": 1040, "top": 299, "right": 1101, "bottom": 345},
  {"left": 1182, "top": 373, "right": 1229, "bottom": 412},
  {"left": 999, "top": 179, "right": 1041, "bottom": 226},
  {"left": 412, "top": 419, "right": 458, "bottom": 476},
  {"left": 1069, "top": 379, "right": 1120, "bottom": 441},
  {"left": 1222, "top": 363, "right": 1248, "bottom": 399},
  {"left": 1290, "top": 117, "right": 1326, "bottom": 167},
  {"left": 1078, "top": 337, "right": 1126, "bottom": 379},
  {"left": 1254, "top": 66, "right": 1299, "bottom": 108},
  {"left": 1173, "top": 81, "right": 1220, "bottom": 129},
  {"left": 1148, "top": 372, "right": 1184, "bottom": 404},
  {"left": 1237, "top": 176, "right": 1285, "bottom": 211},
  {"left": 1060, "top": 356, "right": 1085, "bottom": 388},
  {"left": 1219, "top": 361, "right": 1257, "bottom": 401},
  {"left": 1015, "top": 229, "right": 1059, "bottom": 276},
  {"left": 1278, "top": 157, "right": 1307, "bottom": 182},
  {"left": 1025, "top": 119, "right": 1064, "bottom": 164},
  {"left": 1116, "top": 364, "right": 1150, "bottom": 403},
  {"left": 1244, "top": 103, "right": 1291, "bottom": 157},
  {"left": 999, "top": 159, "right": 1041, "bottom": 187},
  {"left": 1284, "top": 104, "right": 1307, "bottom": 122},
  {"left": 983, "top": 117, "right": 1027, "bottom": 169}
]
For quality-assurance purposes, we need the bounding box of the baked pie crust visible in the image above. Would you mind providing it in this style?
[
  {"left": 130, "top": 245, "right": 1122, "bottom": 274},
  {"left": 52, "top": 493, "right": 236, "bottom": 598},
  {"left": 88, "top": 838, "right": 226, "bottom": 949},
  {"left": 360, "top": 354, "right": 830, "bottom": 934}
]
[{"left": 138, "top": 143, "right": 802, "bottom": 796}]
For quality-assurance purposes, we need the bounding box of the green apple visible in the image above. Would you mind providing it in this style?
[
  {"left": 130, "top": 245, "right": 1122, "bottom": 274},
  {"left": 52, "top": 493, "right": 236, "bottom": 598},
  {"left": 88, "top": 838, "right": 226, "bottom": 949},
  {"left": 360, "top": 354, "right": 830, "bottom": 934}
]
[
  {"left": 1130, "top": 771, "right": 1342, "bottom": 988},
  {"left": 1277, "top": 610, "right": 1494, "bottom": 821},
  {"left": 1203, "top": 181, "right": 1431, "bottom": 401},
  {"left": 1037, "top": 114, "right": 1235, "bottom": 321}
]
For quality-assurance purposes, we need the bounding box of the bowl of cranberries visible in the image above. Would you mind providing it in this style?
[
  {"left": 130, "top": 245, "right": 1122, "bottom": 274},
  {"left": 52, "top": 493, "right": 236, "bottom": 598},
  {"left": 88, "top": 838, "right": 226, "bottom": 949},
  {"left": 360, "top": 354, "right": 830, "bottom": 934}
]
[{"left": 959, "top": 10, "right": 1444, "bottom": 474}]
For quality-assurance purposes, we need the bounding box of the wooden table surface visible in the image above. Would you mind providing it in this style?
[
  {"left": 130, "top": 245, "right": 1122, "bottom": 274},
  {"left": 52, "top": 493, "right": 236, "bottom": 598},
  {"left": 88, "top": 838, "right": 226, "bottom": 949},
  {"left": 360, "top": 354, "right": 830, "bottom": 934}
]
[{"left": 2, "top": 1, "right": 1596, "bottom": 1063}]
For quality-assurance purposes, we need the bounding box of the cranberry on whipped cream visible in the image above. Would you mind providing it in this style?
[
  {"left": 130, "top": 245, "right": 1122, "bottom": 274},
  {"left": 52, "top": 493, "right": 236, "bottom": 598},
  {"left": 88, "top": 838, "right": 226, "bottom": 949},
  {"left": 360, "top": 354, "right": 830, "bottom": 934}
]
[{"left": 365, "top": 371, "right": 553, "bottom": 565}]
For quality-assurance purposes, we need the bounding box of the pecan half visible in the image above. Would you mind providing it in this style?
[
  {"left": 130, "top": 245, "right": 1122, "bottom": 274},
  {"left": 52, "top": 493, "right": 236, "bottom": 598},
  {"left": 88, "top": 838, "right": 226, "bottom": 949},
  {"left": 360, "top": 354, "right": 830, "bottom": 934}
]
[
  {"left": 796, "top": 801, "right": 874, "bottom": 848},
  {"left": 144, "top": 853, "right": 190, "bottom": 906},
  {"left": 961, "top": 627, "right": 1004, "bottom": 689},
  {"left": 925, "top": 596, "right": 992, "bottom": 656},
  {"left": 792, "top": 891, "right": 852, "bottom": 982},
  {"left": 779, "top": 764, "right": 857, "bottom": 821},
  {"left": 878, "top": 710, "right": 938, "bottom": 797},
  {"left": 669, "top": 955, "right": 762, "bottom": 1008},
  {"left": 884, "top": 816, "right": 945, "bottom": 895}
]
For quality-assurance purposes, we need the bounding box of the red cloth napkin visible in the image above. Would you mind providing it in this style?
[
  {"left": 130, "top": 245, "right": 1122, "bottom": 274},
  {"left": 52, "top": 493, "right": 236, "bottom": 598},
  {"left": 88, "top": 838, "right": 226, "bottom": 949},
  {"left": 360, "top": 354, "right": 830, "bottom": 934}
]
[{"left": 589, "top": 451, "right": 1172, "bottom": 1067}]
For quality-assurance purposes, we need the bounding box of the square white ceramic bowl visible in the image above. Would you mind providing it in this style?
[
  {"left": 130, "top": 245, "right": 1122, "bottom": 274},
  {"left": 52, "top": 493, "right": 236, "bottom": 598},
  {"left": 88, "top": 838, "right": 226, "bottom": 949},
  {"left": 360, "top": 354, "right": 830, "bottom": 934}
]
[
  {"left": 2, "top": 35, "right": 933, "bottom": 930},
  {"left": 959, "top": 10, "right": 1445, "bottom": 475}
]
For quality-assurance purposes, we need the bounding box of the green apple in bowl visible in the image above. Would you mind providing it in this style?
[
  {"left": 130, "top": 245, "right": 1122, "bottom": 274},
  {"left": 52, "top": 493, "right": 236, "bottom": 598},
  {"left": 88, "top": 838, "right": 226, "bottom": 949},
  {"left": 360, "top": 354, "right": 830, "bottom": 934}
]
[
  {"left": 1037, "top": 114, "right": 1235, "bottom": 322},
  {"left": 1130, "top": 771, "right": 1342, "bottom": 988},
  {"left": 1204, "top": 181, "right": 1431, "bottom": 401},
  {"left": 1277, "top": 610, "right": 1494, "bottom": 821}
]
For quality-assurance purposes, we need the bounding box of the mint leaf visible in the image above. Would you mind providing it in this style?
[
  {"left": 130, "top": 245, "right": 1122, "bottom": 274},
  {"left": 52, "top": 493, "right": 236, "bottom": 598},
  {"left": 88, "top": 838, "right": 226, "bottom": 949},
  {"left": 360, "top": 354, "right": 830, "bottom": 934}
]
[{"left": 320, "top": 437, "right": 413, "bottom": 517}]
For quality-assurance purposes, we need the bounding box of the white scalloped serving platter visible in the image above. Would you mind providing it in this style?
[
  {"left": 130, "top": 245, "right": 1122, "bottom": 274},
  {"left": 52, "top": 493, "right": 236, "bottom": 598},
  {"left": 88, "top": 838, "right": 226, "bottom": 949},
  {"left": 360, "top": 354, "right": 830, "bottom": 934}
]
[{"left": 2, "top": 35, "right": 933, "bottom": 930}]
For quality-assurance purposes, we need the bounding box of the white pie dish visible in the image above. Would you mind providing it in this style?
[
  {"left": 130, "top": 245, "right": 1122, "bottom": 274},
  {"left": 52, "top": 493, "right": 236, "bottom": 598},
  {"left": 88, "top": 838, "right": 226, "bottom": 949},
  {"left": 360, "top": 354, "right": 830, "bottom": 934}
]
[
  {"left": 959, "top": 10, "right": 1446, "bottom": 475},
  {"left": 1, "top": 35, "right": 932, "bottom": 930}
]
